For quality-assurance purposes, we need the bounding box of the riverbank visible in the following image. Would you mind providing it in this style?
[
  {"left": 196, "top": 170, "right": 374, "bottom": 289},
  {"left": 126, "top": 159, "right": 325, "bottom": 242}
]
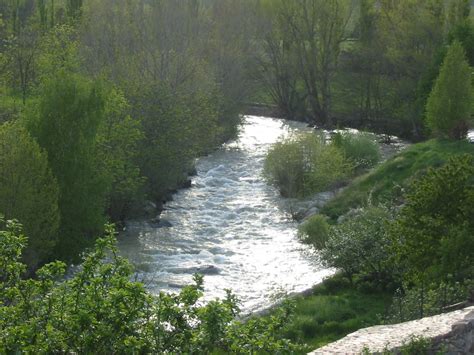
[
  {"left": 118, "top": 116, "right": 328, "bottom": 312},
  {"left": 253, "top": 274, "right": 392, "bottom": 353},
  {"left": 256, "top": 137, "right": 474, "bottom": 352}
]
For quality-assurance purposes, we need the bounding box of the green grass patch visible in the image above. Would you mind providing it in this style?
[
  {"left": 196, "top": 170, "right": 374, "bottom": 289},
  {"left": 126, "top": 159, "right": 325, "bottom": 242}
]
[
  {"left": 264, "top": 275, "right": 392, "bottom": 353},
  {"left": 321, "top": 139, "right": 474, "bottom": 221}
]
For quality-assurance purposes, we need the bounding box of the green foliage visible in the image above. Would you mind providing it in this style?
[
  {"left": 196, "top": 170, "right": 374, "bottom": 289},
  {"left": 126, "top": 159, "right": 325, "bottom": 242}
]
[
  {"left": 321, "top": 207, "right": 395, "bottom": 284},
  {"left": 26, "top": 71, "right": 107, "bottom": 261},
  {"left": 298, "top": 214, "right": 330, "bottom": 249},
  {"left": 332, "top": 131, "right": 381, "bottom": 170},
  {"left": 386, "top": 279, "right": 473, "bottom": 323},
  {"left": 136, "top": 84, "right": 220, "bottom": 201},
  {"left": 264, "top": 132, "right": 351, "bottom": 198},
  {"left": 271, "top": 274, "right": 392, "bottom": 351},
  {"left": 390, "top": 155, "right": 474, "bottom": 283},
  {"left": 261, "top": 0, "right": 354, "bottom": 126},
  {"left": 96, "top": 87, "right": 145, "bottom": 221},
  {"left": 0, "top": 121, "right": 59, "bottom": 270},
  {"left": 0, "top": 219, "right": 298, "bottom": 353},
  {"left": 426, "top": 41, "right": 473, "bottom": 139},
  {"left": 322, "top": 139, "right": 474, "bottom": 221}
]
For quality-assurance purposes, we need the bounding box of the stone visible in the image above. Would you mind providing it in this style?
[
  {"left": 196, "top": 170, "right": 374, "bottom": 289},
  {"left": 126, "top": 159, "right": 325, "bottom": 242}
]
[{"left": 309, "top": 306, "right": 474, "bottom": 355}]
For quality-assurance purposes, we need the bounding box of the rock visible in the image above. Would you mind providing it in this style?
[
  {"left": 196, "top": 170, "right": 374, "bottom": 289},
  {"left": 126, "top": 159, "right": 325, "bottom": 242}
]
[
  {"left": 143, "top": 200, "right": 158, "bottom": 217},
  {"left": 168, "top": 264, "right": 221, "bottom": 275},
  {"left": 309, "top": 305, "right": 474, "bottom": 355},
  {"left": 157, "top": 219, "right": 173, "bottom": 228},
  {"left": 195, "top": 265, "right": 220, "bottom": 275},
  {"left": 149, "top": 216, "right": 161, "bottom": 226},
  {"left": 163, "top": 192, "right": 174, "bottom": 202},
  {"left": 303, "top": 207, "right": 319, "bottom": 220},
  {"left": 182, "top": 179, "right": 192, "bottom": 188}
]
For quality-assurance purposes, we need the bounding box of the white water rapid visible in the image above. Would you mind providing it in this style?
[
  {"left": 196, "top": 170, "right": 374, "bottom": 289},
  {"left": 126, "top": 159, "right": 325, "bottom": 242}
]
[{"left": 118, "top": 116, "right": 333, "bottom": 313}]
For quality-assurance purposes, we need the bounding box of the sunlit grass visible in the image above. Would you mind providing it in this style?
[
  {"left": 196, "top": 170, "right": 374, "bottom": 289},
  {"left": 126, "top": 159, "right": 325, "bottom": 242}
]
[
  {"left": 321, "top": 139, "right": 474, "bottom": 221},
  {"left": 259, "top": 274, "right": 392, "bottom": 353}
]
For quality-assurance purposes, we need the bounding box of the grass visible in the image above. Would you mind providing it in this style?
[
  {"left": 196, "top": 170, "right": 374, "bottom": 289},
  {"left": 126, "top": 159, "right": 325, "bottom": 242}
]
[
  {"left": 265, "top": 274, "right": 393, "bottom": 353},
  {"left": 321, "top": 139, "right": 474, "bottom": 221}
]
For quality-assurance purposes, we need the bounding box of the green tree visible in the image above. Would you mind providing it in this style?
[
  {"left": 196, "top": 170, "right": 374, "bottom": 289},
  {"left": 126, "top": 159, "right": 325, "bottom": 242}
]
[
  {"left": 391, "top": 155, "right": 474, "bottom": 284},
  {"left": 269, "top": 0, "right": 354, "bottom": 126},
  {"left": 321, "top": 207, "right": 394, "bottom": 284},
  {"left": 96, "top": 87, "right": 145, "bottom": 221},
  {"left": 426, "top": 41, "right": 472, "bottom": 139},
  {"left": 26, "top": 71, "right": 107, "bottom": 261},
  {"left": 0, "top": 121, "right": 59, "bottom": 270}
]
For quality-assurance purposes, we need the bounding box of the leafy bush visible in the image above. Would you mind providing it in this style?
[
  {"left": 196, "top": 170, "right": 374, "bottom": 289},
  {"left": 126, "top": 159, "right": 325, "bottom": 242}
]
[
  {"left": 321, "top": 207, "right": 395, "bottom": 284},
  {"left": 298, "top": 214, "right": 330, "bottom": 249},
  {"left": 0, "top": 218, "right": 299, "bottom": 353},
  {"left": 331, "top": 131, "right": 381, "bottom": 170},
  {"left": 264, "top": 132, "right": 351, "bottom": 198}
]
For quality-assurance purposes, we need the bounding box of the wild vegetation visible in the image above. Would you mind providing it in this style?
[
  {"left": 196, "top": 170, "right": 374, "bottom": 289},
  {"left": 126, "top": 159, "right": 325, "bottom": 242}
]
[
  {"left": 263, "top": 132, "right": 353, "bottom": 198},
  {"left": 0, "top": 218, "right": 300, "bottom": 353},
  {"left": 1, "top": 0, "right": 259, "bottom": 266},
  {"left": 0, "top": 0, "right": 473, "bottom": 353}
]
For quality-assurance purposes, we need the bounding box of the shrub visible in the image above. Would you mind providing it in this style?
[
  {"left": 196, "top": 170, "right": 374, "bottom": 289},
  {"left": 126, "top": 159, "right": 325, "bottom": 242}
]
[
  {"left": 331, "top": 131, "right": 381, "bottom": 170},
  {"left": 298, "top": 214, "right": 330, "bottom": 249},
  {"left": 321, "top": 207, "right": 395, "bottom": 284},
  {"left": 264, "top": 132, "right": 351, "bottom": 198}
]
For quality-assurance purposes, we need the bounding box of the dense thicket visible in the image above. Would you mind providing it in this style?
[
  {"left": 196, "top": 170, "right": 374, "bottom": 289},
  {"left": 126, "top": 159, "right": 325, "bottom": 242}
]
[
  {"left": 0, "top": 0, "right": 474, "bottom": 304},
  {"left": 0, "top": 0, "right": 260, "bottom": 265}
]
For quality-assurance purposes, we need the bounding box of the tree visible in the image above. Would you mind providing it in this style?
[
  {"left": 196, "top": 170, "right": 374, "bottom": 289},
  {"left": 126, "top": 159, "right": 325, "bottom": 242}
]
[
  {"left": 26, "top": 71, "right": 107, "bottom": 261},
  {"left": 391, "top": 155, "right": 474, "bottom": 284},
  {"left": 426, "top": 41, "right": 472, "bottom": 139},
  {"left": 0, "top": 121, "right": 59, "bottom": 270},
  {"left": 268, "top": 0, "right": 354, "bottom": 126},
  {"left": 96, "top": 87, "right": 145, "bottom": 221},
  {"left": 321, "top": 207, "right": 394, "bottom": 284},
  {"left": 376, "top": 0, "right": 447, "bottom": 139},
  {"left": 259, "top": 3, "right": 305, "bottom": 120}
]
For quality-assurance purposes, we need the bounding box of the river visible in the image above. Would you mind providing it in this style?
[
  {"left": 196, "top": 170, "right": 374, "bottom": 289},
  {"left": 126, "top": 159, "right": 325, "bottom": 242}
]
[{"left": 118, "top": 115, "right": 333, "bottom": 313}]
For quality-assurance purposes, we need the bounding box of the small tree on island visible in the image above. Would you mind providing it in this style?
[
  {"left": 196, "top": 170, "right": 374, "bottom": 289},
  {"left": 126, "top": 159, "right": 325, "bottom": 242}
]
[{"left": 426, "top": 40, "right": 473, "bottom": 140}]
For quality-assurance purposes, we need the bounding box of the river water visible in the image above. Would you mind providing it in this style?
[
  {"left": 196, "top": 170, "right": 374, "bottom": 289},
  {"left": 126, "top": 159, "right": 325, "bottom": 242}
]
[{"left": 118, "top": 115, "right": 332, "bottom": 313}]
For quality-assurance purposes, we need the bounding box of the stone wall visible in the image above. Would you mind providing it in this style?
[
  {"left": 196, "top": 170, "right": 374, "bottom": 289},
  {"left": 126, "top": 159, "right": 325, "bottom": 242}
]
[{"left": 309, "top": 306, "right": 474, "bottom": 354}]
